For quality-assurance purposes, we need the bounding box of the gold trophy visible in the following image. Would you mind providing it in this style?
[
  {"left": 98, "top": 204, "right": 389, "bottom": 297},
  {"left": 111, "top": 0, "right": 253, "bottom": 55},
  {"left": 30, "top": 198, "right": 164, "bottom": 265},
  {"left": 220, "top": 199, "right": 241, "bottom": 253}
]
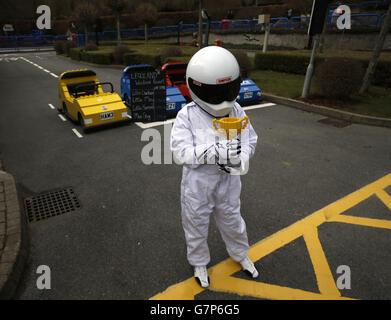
[
  {"left": 213, "top": 116, "right": 249, "bottom": 140},
  {"left": 213, "top": 116, "right": 249, "bottom": 167}
]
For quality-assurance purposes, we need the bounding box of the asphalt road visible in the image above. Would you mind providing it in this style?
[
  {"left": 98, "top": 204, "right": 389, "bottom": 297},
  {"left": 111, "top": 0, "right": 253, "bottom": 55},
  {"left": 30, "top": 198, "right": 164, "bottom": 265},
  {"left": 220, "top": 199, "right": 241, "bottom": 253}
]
[{"left": 0, "top": 51, "right": 390, "bottom": 300}]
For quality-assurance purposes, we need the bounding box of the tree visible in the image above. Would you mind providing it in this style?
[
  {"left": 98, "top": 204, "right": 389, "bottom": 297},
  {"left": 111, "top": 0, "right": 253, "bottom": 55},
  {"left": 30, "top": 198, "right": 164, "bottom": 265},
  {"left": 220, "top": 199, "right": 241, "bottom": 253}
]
[
  {"left": 72, "top": 0, "right": 99, "bottom": 45},
  {"left": 198, "top": 0, "right": 203, "bottom": 48},
  {"left": 359, "top": 2, "right": 391, "bottom": 94},
  {"left": 105, "top": 0, "right": 128, "bottom": 43},
  {"left": 134, "top": 3, "right": 158, "bottom": 43}
]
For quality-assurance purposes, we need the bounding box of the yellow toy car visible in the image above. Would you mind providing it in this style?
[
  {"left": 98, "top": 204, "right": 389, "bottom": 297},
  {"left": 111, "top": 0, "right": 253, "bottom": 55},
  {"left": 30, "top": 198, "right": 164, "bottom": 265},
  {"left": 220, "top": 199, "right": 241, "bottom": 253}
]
[{"left": 58, "top": 69, "right": 129, "bottom": 131}]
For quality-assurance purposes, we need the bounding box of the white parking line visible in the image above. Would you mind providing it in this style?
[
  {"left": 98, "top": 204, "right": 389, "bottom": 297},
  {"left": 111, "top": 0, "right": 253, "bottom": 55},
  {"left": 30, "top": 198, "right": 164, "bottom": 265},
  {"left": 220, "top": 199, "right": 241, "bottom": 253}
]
[
  {"left": 72, "top": 128, "right": 83, "bottom": 138},
  {"left": 58, "top": 114, "right": 67, "bottom": 122},
  {"left": 134, "top": 102, "right": 276, "bottom": 129},
  {"left": 243, "top": 102, "right": 276, "bottom": 111},
  {"left": 135, "top": 118, "right": 176, "bottom": 129},
  {"left": 48, "top": 103, "right": 55, "bottom": 110},
  {"left": 19, "top": 57, "right": 59, "bottom": 78}
]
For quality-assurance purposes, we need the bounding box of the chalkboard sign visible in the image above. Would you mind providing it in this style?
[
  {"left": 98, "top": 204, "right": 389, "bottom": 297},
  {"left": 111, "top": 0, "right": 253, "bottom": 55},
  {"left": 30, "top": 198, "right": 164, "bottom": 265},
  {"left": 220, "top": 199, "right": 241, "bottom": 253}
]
[{"left": 129, "top": 67, "right": 166, "bottom": 122}]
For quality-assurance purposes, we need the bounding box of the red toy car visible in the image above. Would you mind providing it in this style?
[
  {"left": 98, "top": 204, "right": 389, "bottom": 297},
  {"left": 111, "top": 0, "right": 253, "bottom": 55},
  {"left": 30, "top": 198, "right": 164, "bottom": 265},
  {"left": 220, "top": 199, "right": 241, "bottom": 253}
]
[{"left": 161, "top": 62, "right": 192, "bottom": 102}]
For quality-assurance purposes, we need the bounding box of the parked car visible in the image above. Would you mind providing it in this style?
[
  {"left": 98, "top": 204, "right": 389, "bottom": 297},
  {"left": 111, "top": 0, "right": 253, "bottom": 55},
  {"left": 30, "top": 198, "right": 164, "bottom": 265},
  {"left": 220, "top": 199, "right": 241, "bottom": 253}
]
[
  {"left": 58, "top": 69, "right": 129, "bottom": 131},
  {"left": 162, "top": 61, "right": 262, "bottom": 106},
  {"left": 121, "top": 64, "right": 185, "bottom": 118}
]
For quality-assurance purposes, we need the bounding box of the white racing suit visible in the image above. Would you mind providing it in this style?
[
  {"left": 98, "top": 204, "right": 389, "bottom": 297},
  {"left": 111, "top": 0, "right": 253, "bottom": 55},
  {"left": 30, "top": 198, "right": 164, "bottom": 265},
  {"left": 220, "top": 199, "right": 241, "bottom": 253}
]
[{"left": 170, "top": 101, "right": 258, "bottom": 267}]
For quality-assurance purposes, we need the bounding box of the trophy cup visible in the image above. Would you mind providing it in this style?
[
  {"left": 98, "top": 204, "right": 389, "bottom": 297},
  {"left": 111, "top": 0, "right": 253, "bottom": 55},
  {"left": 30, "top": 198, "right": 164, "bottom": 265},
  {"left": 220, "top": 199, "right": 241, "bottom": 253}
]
[{"left": 213, "top": 116, "right": 249, "bottom": 167}]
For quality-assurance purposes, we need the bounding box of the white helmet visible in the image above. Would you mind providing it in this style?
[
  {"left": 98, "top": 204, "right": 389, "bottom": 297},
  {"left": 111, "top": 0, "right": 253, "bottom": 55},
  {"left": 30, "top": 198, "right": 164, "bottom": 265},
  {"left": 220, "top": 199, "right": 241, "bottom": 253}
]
[{"left": 186, "top": 46, "right": 241, "bottom": 118}]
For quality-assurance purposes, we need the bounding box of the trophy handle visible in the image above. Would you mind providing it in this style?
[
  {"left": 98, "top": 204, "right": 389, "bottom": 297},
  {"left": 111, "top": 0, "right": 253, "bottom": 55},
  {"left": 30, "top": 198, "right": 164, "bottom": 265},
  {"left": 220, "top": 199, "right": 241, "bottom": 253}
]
[
  {"left": 213, "top": 119, "right": 220, "bottom": 131},
  {"left": 241, "top": 116, "right": 249, "bottom": 130}
]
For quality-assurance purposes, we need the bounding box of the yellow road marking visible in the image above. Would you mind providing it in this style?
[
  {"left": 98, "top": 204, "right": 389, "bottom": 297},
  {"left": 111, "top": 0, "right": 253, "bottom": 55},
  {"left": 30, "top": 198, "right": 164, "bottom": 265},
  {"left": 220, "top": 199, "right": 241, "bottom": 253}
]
[
  {"left": 376, "top": 189, "right": 391, "bottom": 211},
  {"left": 303, "top": 227, "right": 341, "bottom": 297},
  {"left": 328, "top": 215, "right": 391, "bottom": 230},
  {"left": 150, "top": 174, "right": 391, "bottom": 300}
]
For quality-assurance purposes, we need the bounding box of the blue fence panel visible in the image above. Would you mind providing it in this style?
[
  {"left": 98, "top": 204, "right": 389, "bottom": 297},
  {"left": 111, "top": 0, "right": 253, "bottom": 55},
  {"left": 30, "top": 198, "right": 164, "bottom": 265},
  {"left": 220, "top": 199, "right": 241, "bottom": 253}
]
[
  {"left": 351, "top": 13, "right": 380, "bottom": 27},
  {"left": 249, "top": 19, "right": 260, "bottom": 28},
  {"left": 210, "top": 21, "right": 222, "bottom": 30},
  {"left": 103, "top": 30, "right": 117, "bottom": 41},
  {"left": 77, "top": 34, "right": 85, "bottom": 47},
  {"left": 289, "top": 16, "right": 311, "bottom": 30},
  {"left": 270, "top": 17, "right": 289, "bottom": 29},
  {"left": 150, "top": 26, "right": 167, "bottom": 35},
  {"left": 0, "top": 36, "right": 16, "bottom": 49},
  {"left": 232, "top": 19, "right": 251, "bottom": 29},
  {"left": 166, "top": 25, "right": 179, "bottom": 33},
  {"left": 378, "top": 13, "right": 387, "bottom": 27},
  {"left": 195, "top": 22, "right": 208, "bottom": 31},
  {"left": 181, "top": 24, "right": 196, "bottom": 33}
]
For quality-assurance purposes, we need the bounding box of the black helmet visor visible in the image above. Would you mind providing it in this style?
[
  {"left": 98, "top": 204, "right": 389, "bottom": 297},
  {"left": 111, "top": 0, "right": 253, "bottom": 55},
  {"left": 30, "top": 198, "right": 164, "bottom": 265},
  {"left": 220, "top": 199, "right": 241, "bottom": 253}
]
[{"left": 188, "top": 76, "right": 241, "bottom": 105}]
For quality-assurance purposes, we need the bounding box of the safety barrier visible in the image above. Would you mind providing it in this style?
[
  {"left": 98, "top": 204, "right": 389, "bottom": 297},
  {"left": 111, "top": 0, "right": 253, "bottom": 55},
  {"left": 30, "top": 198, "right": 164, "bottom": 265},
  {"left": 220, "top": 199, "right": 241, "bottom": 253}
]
[{"left": 1, "top": 3, "right": 388, "bottom": 50}]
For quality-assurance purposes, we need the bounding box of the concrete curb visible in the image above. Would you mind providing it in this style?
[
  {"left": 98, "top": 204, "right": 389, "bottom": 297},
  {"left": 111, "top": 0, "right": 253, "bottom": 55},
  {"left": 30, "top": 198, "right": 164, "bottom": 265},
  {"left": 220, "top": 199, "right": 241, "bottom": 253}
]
[
  {"left": 0, "top": 48, "right": 54, "bottom": 55},
  {"left": 262, "top": 93, "right": 391, "bottom": 129},
  {"left": 0, "top": 170, "right": 29, "bottom": 300},
  {"left": 56, "top": 54, "right": 125, "bottom": 70}
]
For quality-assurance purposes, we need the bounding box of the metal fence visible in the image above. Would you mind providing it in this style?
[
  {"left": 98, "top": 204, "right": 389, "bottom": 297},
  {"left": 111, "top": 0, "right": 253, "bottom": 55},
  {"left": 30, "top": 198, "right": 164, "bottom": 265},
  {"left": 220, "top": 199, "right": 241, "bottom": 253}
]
[{"left": 1, "top": 1, "right": 389, "bottom": 50}]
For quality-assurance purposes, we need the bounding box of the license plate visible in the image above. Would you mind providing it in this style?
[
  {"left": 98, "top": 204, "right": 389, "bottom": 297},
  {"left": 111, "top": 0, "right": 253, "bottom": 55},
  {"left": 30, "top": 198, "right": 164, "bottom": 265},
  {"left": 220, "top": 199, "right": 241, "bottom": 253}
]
[
  {"left": 167, "top": 103, "right": 176, "bottom": 110},
  {"left": 100, "top": 111, "right": 114, "bottom": 120},
  {"left": 244, "top": 92, "right": 253, "bottom": 99}
]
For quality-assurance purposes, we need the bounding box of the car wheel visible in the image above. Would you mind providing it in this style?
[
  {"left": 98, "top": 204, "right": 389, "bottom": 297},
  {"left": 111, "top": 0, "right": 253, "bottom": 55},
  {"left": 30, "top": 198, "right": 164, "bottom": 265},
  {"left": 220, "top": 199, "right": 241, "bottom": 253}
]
[
  {"left": 124, "top": 94, "right": 133, "bottom": 119},
  {"left": 62, "top": 102, "right": 68, "bottom": 115},
  {"left": 78, "top": 113, "right": 85, "bottom": 128}
]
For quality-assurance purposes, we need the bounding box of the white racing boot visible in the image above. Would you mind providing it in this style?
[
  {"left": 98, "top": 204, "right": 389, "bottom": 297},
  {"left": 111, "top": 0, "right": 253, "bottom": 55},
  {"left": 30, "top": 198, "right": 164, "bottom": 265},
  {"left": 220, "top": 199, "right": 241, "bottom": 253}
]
[
  {"left": 194, "top": 266, "right": 210, "bottom": 288},
  {"left": 240, "top": 256, "right": 259, "bottom": 278}
]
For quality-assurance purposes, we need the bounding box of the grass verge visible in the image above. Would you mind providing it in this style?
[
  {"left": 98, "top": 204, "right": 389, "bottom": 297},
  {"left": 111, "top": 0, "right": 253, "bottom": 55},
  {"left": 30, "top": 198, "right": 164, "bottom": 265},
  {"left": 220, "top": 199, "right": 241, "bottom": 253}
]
[{"left": 251, "top": 70, "right": 391, "bottom": 119}]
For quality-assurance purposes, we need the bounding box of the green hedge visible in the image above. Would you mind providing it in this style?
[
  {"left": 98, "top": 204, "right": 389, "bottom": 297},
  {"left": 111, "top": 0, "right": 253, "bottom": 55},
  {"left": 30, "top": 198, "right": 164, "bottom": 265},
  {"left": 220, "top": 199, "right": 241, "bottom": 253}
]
[
  {"left": 69, "top": 48, "right": 82, "bottom": 61},
  {"left": 80, "top": 51, "right": 112, "bottom": 64},
  {"left": 69, "top": 48, "right": 112, "bottom": 64},
  {"left": 123, "top": 53, "right": 161, "bottom": 67},
  {"left": 254, "top": 52, "right": 324, "bottom": 74},
  {"left": 254, "top": 53, "right": 391, "bottom": 87}
]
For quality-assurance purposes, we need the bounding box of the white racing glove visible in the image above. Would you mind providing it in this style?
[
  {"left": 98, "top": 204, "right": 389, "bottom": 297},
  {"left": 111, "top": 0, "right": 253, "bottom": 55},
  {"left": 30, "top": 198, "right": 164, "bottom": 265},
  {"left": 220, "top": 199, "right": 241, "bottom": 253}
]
[{"left": 195, "top": 138, "right": 241, "bottom": 165}]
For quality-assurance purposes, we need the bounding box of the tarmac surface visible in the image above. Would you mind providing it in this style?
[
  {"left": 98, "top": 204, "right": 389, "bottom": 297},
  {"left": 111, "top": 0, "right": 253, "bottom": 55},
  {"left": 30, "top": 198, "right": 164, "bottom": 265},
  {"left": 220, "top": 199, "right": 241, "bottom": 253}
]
[{"left": 0, "top": 51, "right": 390, "bottom": 300}]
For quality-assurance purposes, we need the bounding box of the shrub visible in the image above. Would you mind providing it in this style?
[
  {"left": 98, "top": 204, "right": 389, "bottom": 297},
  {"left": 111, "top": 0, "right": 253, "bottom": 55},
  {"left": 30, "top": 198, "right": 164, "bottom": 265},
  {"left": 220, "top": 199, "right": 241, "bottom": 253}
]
[
  {"left": 254, "top": 52, "right": 323, "bottom": 75},
  {"left": 63, "top": 41, "right": 76, "bottom": 56},
  {"left": 79, "top": 51, "right": 112, "bottom": 64},
  {"left": 162, "top": 56, "right": 191, "bottom": 64},
  {"left": 230, "top": 49, "right": 253, "bottom": 77},
  {"left": 160, "top": 46, "right": 184, "bottom": 60},
  {"left": 254, "top": 52, "right": 391, "bottom": 88},
  {"left": 123, "top": 53, "right": 161, "bottom": 68},
  {"left": 112, "top": 45, "right": 132, "bottom": 65},
  {"left": 84, "top": 43, "right": 98, "bottom": 51},
  {"left": 69, "top": 48, "right": 82, "bottom": 61},
  {"left": 314, "top": 58, "right": 365, "bottom": 99},
  {"left": 369, "top": 60, "right": 391, "bottom": 88},
  {"left": 87, "top": 52, "right": 112, "bottom": 65},
  {"left": 54, "top": 40, "right": 66, "bottom": 54}
]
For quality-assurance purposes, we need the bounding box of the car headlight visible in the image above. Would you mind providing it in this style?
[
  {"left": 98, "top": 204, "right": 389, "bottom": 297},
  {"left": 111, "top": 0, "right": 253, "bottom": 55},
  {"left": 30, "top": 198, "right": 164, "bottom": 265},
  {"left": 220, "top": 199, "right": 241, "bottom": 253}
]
[
  {"left": 122, "top": 112, "right": 128, "bottom": 118},
  {"left": 84, "top": 118, "right": 93, "bottom": 124}
]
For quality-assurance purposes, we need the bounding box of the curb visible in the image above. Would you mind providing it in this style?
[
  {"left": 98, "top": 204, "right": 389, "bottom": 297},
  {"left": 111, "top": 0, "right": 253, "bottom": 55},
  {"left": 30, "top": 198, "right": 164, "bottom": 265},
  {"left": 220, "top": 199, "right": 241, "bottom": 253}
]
[
  {"left": 0, "top": 170, "right": 29, "bottom": 300},
  {"left": 262, "top": 93, "right": 391, "bottom": 129},
  {"left": 0, "top": 48, "right": 54, "bottom": 55},
  {"left": 56, "top": 54, "right": 125, "bottom": 70}
]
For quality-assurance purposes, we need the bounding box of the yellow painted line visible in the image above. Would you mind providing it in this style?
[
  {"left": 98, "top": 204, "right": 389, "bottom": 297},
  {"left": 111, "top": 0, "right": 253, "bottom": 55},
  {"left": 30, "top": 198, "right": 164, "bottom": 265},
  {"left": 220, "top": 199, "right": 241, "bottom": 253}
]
[
  {"left": 209, "top": 276, "right": 354, "bottom": 300},
  {"left": 376, "top": 189, "right": 391, "bottom": 211},
  {"left": 150, "top": 278, "right": 205, "bottom": 300},
  {"left": 328, "top": 215, "right": 391, "bottom": 230},
  {"left": 303, "top": 227, "right": 341, "bottom": 297},
  {"left": 150, "top": 173, "right": 391, "bottom": 300}
]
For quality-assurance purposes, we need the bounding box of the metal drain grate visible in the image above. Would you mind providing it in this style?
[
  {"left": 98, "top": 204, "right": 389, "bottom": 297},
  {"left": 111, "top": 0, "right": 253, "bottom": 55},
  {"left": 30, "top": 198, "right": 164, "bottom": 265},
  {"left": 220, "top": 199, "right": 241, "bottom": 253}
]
[
  {"left": 24, "top": 187, "right": 81, "bottom": 223},
  {"left": 318, "top": 117, "right": 351, "bottom": 128}
]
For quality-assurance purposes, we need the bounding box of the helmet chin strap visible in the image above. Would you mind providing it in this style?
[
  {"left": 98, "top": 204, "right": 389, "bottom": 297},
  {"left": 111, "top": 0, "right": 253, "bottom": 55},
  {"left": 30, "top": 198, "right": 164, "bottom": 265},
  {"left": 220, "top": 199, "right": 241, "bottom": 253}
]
[{"left": 194, "top": 101, "right": 231, "bottom": 119}]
